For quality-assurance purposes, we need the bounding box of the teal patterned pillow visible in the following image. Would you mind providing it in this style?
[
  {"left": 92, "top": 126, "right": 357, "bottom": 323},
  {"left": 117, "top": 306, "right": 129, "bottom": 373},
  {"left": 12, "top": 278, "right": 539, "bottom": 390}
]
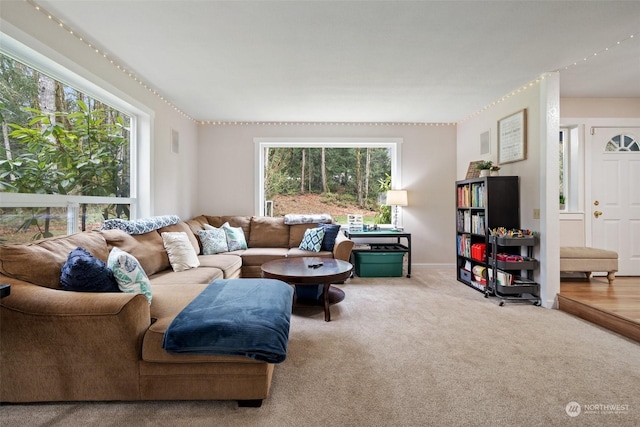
[
  {"left": 299, "top": 227, "right": 325, "bottom": 252},
  {"left": 107, "top": 247, "right": 152, "bottom": 303},
  {"left": 198, "top": 228, "right": 229, "bottom": 254},
  {"left": 222, "top": 222, "right": 248, "bottom": 251}
]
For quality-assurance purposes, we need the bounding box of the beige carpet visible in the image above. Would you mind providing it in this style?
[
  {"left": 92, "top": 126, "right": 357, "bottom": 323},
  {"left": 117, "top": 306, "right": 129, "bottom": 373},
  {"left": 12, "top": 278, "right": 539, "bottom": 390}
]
[{"left": 1, "top": 269, "right": 639, "bottom": 427}]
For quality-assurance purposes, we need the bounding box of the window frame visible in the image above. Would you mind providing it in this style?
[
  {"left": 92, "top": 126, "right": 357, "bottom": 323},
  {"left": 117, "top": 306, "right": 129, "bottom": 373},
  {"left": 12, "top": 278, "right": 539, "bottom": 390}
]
[
  {"left": 0, "top": 32, "right": 151, "bottom": 222},
  {"left": 254, "top": 137, "right": 403, "bottom": 219},
  {"left": 559, "top": 125, "right": 580, "bottom": 213}
]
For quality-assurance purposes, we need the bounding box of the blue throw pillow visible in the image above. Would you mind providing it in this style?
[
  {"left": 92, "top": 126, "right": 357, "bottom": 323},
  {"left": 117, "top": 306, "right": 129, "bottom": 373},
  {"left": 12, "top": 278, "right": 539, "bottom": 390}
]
[
  {"left": 318, "top": 223, "right": 341, "bottom": 251},
  {"left": 60, "top": 247, "right": 119, "bottom": 292}
]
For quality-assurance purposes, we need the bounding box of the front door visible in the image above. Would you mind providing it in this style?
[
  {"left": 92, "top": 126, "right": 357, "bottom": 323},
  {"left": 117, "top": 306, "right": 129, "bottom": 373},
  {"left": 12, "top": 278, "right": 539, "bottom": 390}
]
[{"left": 590, "top": 129, "right": 640, "bottom": 275}]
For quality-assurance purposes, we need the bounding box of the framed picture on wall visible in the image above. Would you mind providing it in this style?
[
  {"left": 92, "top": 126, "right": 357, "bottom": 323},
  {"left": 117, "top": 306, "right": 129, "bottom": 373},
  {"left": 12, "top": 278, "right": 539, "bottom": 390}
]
[{"left": 498, "top": 109, "right": 527, "bottom": 164}]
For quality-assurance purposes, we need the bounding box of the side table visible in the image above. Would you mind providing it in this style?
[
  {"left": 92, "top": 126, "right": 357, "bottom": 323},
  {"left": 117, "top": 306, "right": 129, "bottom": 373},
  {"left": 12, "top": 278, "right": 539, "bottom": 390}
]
[{"left": 344, "top": 230, "right": 411, "bottom": 278}]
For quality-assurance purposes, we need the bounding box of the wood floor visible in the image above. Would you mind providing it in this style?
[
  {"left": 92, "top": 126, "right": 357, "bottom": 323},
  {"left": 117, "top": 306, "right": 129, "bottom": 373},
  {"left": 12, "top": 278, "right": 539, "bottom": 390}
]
[{"left": 558, "top": 275, "right": 640, "bottom": 342}]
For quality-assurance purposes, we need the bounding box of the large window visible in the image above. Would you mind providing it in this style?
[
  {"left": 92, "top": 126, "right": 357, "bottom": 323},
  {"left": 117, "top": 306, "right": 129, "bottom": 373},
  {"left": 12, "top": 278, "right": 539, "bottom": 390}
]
[
  {"left": 256, "top": 139, "right": 401, "bottom": 224},
  {"left": 0, "top": 35, "right": 147, "bottom": 244}
]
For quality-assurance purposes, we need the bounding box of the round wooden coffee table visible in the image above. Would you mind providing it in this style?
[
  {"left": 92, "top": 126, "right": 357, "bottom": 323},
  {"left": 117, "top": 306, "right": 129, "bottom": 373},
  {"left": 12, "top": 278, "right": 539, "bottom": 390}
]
[{"left": 261, "top": 257, "right": 353, "bottom": 322}]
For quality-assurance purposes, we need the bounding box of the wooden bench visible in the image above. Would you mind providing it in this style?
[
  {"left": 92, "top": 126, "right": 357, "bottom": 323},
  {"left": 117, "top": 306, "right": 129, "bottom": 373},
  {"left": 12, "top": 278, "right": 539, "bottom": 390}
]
[{"left": 560, "top": 247, "right": 618, "bottom": 284}]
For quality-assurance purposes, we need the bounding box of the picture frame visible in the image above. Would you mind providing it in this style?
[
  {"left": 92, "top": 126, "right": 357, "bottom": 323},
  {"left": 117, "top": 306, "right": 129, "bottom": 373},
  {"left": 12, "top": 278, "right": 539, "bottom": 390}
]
[
  {"left": 498, "top": 109, "right": 527, "bottom": 164},
  {"left": 465, "top": 160, "right": 483, "bottom": 179}
]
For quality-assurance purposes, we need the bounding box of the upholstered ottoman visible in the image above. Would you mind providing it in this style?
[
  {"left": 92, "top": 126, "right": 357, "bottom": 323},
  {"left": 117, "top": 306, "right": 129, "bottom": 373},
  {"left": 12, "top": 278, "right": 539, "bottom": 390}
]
[{"left": 560, "top": 247, "right": 618, "bottom": 284}]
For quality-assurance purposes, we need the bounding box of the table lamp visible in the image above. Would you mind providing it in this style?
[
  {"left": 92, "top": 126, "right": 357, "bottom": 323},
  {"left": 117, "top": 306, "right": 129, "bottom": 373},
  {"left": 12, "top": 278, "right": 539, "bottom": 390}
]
[{"left": 386, "top": 190, "right": 408, "bottom": 230}]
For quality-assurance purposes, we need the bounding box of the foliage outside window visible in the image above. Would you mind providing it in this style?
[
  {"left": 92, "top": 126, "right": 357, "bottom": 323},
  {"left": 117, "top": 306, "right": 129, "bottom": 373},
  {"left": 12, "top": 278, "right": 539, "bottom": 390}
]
[
  {"left": 0, "top": 53, "right": 132, "bottom": 244},
  {"left": 559, "top": 129, "right": 567, "bottom": 210},
  {"left": 262, "top": 144, "right": 397, "bottom": 224}
]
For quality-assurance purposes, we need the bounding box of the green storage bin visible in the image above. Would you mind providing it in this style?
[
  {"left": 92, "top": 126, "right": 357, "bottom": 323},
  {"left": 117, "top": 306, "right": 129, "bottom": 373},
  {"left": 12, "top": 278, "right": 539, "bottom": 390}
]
[{"left": 355, "top": 251, "right": 404, "bottom": 277}]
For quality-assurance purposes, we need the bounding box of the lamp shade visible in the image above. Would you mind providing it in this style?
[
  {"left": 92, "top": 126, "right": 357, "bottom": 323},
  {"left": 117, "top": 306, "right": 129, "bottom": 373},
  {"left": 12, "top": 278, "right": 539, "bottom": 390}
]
[{"left": 386, "top": 190, "right": 408, "bottom": 206}]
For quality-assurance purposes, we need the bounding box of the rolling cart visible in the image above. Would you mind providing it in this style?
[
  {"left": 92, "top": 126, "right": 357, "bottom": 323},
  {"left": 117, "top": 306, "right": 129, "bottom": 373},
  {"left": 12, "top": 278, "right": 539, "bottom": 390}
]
[{"left": 485, "top": 234, "right": 541, "bottom": 306}]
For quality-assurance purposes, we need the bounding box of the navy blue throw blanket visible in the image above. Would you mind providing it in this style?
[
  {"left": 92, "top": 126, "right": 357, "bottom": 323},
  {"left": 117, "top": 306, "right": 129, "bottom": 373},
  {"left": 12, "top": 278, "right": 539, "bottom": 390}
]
[{"left": 163, "top": 278, "right": 294, "bottom": 363}]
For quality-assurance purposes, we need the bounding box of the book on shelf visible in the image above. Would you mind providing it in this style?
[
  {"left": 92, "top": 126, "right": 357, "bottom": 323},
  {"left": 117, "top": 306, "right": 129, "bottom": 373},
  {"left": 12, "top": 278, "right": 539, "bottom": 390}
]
[
  {"left": 471, "top": 212, "right": 485, "bottom": 235},
  {"left": 457, "top": 185, "right": 470, "bottom": 207},
  {"left": 457, "top": 234, "right": 471, "bottom": 258},
  {"left": 457, "top": 183, "right": 485, "bottom": 208},
  {"left": 470, "top": 183, "right": 485, "bottom": 207},
  {"left": 487, "top": 268, "right": 514, "bottom": 286}
]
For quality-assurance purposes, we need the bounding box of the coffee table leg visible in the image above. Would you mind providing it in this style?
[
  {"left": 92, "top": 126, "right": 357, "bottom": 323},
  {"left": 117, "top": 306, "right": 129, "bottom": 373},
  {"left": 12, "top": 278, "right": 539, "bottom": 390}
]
[{"left": 323, "top": 283, "right": 331, "bottom": 322}]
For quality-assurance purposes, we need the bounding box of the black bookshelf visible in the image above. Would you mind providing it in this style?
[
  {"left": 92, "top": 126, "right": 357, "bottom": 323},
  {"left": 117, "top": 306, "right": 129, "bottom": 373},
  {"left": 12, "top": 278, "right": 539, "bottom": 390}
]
[{"left": 455, "top": 176, "right": 520, "bottom": 292}]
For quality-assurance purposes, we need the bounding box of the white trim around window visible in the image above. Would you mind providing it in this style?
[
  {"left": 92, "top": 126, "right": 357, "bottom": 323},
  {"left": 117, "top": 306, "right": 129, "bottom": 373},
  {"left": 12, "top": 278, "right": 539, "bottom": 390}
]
[
  {"left": 0, "top": 31, "right": 152, "bottom": 218},
  {"left": 254, "top": 137, "right": 403, "bottom": 216}
]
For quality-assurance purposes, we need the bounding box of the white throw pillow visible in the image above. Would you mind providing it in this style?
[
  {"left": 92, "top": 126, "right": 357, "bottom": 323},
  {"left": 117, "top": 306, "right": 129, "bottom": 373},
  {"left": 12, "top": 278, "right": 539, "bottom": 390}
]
[
  {"left": 107, "top": 247, "right": 152, "bottom": 303},
  {"left": 161, "top": 232, "right": 200, "bottom": 272}
]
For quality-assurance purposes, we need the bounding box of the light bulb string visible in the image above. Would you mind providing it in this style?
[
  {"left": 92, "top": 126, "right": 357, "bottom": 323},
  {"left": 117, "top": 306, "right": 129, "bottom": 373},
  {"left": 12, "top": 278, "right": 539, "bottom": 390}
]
[{"left": 26, "top": 0, "right": 638, "bottom": 126}]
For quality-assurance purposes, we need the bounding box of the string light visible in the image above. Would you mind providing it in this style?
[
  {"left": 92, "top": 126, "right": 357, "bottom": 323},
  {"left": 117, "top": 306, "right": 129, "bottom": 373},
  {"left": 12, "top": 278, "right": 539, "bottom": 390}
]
[
  {"left": 26, "top": 0, "right": 195, "bottom": 121},
  {"left": 26, "top": 0, "right": 457, "bottom": 127},
  {"left": 196, "top": 120, "right": 456, "bottom": 127},
  {"left": 27, "top": 0, "right": 637, "bottom": 127},
  {"left": 459, "top": 31, "right": 639, "bottom": 123}
]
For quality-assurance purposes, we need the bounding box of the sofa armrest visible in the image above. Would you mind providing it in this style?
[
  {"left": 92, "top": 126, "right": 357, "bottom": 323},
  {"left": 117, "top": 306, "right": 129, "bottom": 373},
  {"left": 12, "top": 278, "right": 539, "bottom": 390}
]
[
  {"left": 1, "top": 278, "right": 151, "bottom": 402},
  {"left": 332, "top": 231, "right": 355, "bottom": 262},
  {"left": 0, "top": 277, "right": 149, "bottom": 316}
]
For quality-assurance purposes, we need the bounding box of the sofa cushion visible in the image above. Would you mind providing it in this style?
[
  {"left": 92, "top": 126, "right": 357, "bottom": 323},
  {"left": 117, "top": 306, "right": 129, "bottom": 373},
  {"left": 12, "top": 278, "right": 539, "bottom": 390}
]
[
  {"left": 107, "top": 247, "right": 153, "bottom": 303},
  {"left": 248, "top": 216, "right": 289, "bottom": 248},
  {"left": 186, "top": 215, "right": 209, "bottom": 230},
  {"left": 161, "top": 232, "right": 200, "bottom": 272},
  {"left": 198, "top": 254, "right": 242, "bottom": 278},
  {"left": 240, "top": 248, "right": 290, "bottom": 266},
  {"left": 198, "top": 228, "right": 229, "bottom": 254},
  {"left": 205, "top": 216, "right": 252, "bottom": 242},
  {"left": 158, "top": 222, "right": 200, "bottom": 255},
  {"left": 298, "top": 227, "right": 325, "bottom": 252},
  {"left": 184, "top": 216, "right": 208, "bottom": 253},
  {"left": 288, "top": 223, "right": 317, "bottom": 248},
  {"left": 100, "top": 229, "right": 170, "bottom": 276},
  {"left": 0, "top": 231, "right": 109, "bottom": 289},
  {"left": 60, "top": 247, "right": 119, "bottom": 292},
  {"left": 149, "top": 266, "right": 223, "bottom": 285}
]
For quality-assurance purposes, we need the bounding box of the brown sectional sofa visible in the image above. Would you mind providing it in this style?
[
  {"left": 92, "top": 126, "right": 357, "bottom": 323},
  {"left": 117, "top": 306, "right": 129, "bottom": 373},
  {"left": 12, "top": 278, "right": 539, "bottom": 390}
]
[{"left": 0, "top": 215, "right": 354, "bottom": 405}]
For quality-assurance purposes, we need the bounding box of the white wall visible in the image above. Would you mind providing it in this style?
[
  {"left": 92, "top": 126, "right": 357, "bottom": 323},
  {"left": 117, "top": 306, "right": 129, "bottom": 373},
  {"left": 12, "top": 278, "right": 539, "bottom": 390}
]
[
  {"left": 456, "top": 75, "right": 560, "bottom": 308},
  {"left": 1, "top": 1, "right": 200, "bottom": 219},
  {"left": 197, "top": 123, "right": 457, "bottom": 267}
]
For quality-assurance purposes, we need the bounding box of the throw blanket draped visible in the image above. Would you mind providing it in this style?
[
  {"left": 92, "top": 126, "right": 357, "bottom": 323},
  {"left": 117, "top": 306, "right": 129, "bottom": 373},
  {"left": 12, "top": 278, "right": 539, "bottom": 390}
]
[
  {"left": 162, "top": 279, "right": 294, "bottom": 363},
  {"left": 101, "top": 215, "right": 181, "bottom": 234},
  {"left": 284, "top": 213, "right": 333, "bottom": 225}
]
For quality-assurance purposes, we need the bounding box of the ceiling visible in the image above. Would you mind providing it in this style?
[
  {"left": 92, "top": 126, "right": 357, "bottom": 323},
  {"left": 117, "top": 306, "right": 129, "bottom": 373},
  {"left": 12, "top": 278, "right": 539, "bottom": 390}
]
[{"left": 36, "top": 1, "right": 640, "bottom": 123}]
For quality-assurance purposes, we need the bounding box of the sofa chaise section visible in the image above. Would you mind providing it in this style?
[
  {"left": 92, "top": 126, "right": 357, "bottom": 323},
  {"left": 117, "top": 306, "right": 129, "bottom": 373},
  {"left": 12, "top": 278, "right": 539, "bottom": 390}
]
[{"left": 0, "top": 214, "right": 354, "bottom": 404}]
